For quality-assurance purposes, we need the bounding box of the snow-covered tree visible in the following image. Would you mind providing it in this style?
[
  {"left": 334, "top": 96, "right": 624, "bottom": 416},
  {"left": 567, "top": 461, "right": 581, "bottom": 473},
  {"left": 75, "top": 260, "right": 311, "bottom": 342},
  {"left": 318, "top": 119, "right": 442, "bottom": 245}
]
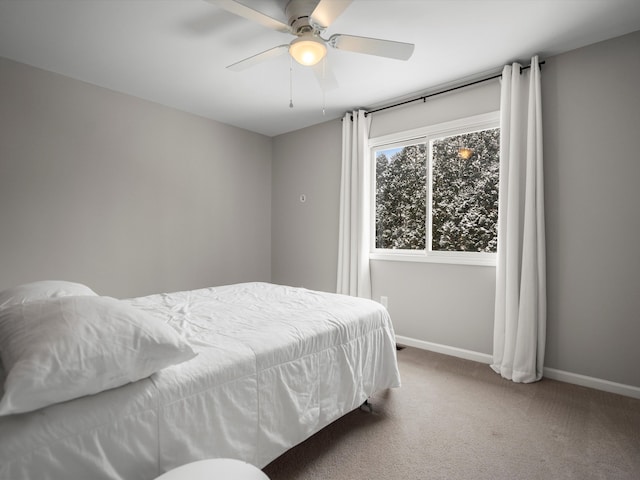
[
  {"left": 432, "top": 129, "right": 500, "bottom": 252},
  {"left": 375, "top": 144, "right": 426, "bottom": 249}
]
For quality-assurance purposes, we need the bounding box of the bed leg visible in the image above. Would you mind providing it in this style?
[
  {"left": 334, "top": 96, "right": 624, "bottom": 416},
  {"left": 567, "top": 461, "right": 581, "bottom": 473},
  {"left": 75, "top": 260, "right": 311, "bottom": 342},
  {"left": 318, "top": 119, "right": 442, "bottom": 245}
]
[{"left": 360, "top": 399, "right": 373, "bottom": 413}]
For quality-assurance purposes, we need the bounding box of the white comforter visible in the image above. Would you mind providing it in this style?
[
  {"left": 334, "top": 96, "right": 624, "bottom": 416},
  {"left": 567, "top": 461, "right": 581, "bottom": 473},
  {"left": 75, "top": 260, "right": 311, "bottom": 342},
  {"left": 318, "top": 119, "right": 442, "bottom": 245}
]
[{"left": 0, "top": 283, "right": 400, "bottom": 480}]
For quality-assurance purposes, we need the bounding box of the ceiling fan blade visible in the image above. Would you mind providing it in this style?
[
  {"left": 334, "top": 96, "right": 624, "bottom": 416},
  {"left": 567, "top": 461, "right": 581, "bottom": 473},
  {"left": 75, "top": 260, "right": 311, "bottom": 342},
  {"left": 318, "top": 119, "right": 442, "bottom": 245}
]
[
  {"left": 204, "top": 0, "right": 290, "bottom": 33},
  {"left": 227, "top": 44, "right": 289, "bottom": 71},
  {"left": 329, "top": 34, "right": 414, "bottom": 61},
  {"left": 312, "top": 59, "right": 339, "bottom": 91},
  {"left": 310, "top": 0, "right": 353, "bottom": 29}
]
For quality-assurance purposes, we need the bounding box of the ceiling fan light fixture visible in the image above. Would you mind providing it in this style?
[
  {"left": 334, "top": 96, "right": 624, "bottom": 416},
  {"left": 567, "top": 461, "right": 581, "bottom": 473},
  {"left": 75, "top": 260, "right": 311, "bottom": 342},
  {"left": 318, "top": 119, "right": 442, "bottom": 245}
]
[{"left": 289, "top": 35, "right": 327, "bottom": 66}]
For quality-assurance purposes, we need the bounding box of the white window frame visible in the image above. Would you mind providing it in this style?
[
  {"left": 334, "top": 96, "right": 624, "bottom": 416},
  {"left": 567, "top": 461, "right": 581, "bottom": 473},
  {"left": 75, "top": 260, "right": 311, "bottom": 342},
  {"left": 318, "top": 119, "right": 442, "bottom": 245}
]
[{"left": 369, "top": 111, "right": 500, "bottom": 267}]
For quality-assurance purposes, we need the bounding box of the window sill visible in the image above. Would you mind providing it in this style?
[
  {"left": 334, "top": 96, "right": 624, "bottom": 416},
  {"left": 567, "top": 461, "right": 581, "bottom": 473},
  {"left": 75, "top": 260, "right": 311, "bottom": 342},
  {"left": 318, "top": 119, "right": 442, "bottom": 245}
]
[{"left": 369, "top": 252, "right": 497, "bottom": 267}]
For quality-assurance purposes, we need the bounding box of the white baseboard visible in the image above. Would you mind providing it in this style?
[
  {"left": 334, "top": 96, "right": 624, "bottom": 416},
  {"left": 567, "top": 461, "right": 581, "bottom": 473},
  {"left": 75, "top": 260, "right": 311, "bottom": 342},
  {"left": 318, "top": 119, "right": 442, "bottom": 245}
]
[
  {"left": 542, "top": 367, "right": 640, "bottom": 399},
  {"left": 395, "top": 335, "right": 493, "bottom": 364},
  {"left": 395, "top": 335, "right": 640, "bottom": 400}
]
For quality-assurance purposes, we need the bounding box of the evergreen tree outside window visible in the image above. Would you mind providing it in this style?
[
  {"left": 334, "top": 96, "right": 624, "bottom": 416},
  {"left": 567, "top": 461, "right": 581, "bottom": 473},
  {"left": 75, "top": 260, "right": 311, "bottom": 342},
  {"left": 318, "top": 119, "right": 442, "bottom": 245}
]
[
  {"left": 371, "top": 112, "right": 500, "bottom": 265},
  {"left": 375, "top": 143, "right": 427, "bottom": 250}
]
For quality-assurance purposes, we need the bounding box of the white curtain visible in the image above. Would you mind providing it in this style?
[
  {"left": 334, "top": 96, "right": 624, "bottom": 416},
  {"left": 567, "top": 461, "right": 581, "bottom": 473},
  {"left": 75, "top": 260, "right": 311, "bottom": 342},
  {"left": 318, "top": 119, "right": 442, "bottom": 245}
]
[
  {"left": 337, "top": 110, "right": 372, "bottom": 298},
  {"left": 492, "top": 56, "right": 546, "bottom": 383}
]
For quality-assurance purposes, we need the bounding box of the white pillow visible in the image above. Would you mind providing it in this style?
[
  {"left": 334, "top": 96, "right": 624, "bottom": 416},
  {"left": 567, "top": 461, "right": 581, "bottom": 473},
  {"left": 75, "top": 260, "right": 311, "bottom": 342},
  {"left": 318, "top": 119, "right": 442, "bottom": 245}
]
[
  {"left": 0, "top": 295, "right": 196, "bottom": 416},
  {"left": 0, "top": 280, "right": 98, "bottom": 310}
]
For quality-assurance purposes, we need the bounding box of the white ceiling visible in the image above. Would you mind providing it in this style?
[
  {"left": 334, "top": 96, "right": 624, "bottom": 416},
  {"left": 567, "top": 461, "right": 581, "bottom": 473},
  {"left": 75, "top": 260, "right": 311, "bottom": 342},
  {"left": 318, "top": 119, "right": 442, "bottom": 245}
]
[{"left": 1, "top": 0, "right": 640, "bottom": 137}]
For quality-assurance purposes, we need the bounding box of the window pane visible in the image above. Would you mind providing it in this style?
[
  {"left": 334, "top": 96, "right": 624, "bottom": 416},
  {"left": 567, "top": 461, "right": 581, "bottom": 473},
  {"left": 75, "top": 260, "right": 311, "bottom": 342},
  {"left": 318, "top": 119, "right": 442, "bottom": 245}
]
[
  {"left": 375, "top": 144, "right": 427, "bottom": 249},
  {"left": 431, "top": 129, "right": 500, "bottom": 252}
]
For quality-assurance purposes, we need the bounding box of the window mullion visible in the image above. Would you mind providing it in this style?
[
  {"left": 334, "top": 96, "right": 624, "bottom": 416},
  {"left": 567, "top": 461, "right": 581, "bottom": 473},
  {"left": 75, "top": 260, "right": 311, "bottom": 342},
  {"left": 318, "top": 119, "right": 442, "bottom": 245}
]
[{"left": 426, "top": 138, "right": 434, "bottom": 255}]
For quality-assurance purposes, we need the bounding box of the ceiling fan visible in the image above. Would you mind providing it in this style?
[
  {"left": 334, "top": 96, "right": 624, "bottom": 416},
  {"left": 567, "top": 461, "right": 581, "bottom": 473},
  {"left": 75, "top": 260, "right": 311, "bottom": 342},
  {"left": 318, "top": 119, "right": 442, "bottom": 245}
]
[{"left": 205, "top": 0, "right": 415, "bottom": 73}]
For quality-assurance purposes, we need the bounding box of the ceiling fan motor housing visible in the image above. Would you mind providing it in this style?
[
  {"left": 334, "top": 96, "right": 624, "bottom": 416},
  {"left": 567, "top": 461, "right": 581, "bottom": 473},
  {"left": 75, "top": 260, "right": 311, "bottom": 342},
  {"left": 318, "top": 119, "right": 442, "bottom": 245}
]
[{"left": 286, "top": 0, "right": 323, "bottom": 34}]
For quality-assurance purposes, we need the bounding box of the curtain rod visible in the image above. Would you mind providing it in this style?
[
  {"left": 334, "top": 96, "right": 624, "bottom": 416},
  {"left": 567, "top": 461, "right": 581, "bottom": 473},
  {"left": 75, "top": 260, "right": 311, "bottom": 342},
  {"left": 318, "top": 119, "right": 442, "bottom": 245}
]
[{"left": 362, "top": 61, "right": 544, "bottom": 118}]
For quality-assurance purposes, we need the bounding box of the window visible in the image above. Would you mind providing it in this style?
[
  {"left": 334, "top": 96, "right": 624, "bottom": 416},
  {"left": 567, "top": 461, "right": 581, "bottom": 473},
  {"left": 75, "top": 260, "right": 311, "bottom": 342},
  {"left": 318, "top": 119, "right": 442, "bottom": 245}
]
[{"left": 370, "top": 112, "right": 500, "bottom": 265}]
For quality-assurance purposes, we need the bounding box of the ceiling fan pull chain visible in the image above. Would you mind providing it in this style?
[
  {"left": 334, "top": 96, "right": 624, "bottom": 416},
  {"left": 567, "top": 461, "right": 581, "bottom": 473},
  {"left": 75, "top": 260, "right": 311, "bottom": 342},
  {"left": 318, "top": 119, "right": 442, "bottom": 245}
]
[
  {"left": 321, "top": 57, "right": 326, "bottom": 115},
  {"left": 289, "top": 57, "right": 294, "bottom": 109}
]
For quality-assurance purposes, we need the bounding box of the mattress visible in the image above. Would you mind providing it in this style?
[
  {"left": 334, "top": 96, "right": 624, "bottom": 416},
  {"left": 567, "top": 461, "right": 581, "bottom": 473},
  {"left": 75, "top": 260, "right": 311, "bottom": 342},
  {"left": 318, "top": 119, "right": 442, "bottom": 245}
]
[{"left": 0, "top": 282, "right": 401, "bottom": 480}]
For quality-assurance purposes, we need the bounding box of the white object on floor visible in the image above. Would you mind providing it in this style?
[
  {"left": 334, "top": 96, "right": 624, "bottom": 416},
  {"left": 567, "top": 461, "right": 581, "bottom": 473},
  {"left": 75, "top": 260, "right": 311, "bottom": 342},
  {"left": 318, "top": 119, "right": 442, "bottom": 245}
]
[{"left": 155, "top": 458, "right": 269, "bottom": 480}]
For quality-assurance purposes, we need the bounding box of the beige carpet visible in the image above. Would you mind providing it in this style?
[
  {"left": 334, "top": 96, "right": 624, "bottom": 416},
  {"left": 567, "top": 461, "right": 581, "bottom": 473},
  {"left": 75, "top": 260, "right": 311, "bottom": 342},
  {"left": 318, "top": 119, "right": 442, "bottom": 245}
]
[{"left": 263, "top": 347, "right": 640, "bottom": 480}]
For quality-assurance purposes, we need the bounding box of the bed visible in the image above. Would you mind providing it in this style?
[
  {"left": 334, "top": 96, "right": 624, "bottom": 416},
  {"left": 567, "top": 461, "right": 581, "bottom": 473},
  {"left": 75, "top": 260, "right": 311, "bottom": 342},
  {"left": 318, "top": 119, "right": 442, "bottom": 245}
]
[{"left": 0, "top": 281, "right": 400, "bottom": 480}]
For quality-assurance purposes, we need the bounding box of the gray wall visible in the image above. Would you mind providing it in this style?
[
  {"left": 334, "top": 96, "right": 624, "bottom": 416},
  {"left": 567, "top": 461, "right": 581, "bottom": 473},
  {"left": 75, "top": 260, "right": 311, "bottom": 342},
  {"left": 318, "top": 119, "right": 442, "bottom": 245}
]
[
  {"left": 542, "top": 31, "right": 640, "bottom": 387},
  {"left": 0, "top": 57, "right": 272, "bottom": 298},
  {"left": 271, "top": 30, "right": 640, "bottom": 388},
  {"left": 271, "top": 119, "right": 342, "bottom": 293}
]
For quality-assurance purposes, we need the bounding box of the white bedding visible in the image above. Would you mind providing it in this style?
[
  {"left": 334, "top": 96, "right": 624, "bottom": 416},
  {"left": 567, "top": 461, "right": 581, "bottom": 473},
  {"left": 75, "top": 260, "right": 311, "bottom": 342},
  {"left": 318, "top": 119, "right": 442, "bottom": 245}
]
[{"left": 0, "top": 282, "right": 400, "bottom": 480}]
